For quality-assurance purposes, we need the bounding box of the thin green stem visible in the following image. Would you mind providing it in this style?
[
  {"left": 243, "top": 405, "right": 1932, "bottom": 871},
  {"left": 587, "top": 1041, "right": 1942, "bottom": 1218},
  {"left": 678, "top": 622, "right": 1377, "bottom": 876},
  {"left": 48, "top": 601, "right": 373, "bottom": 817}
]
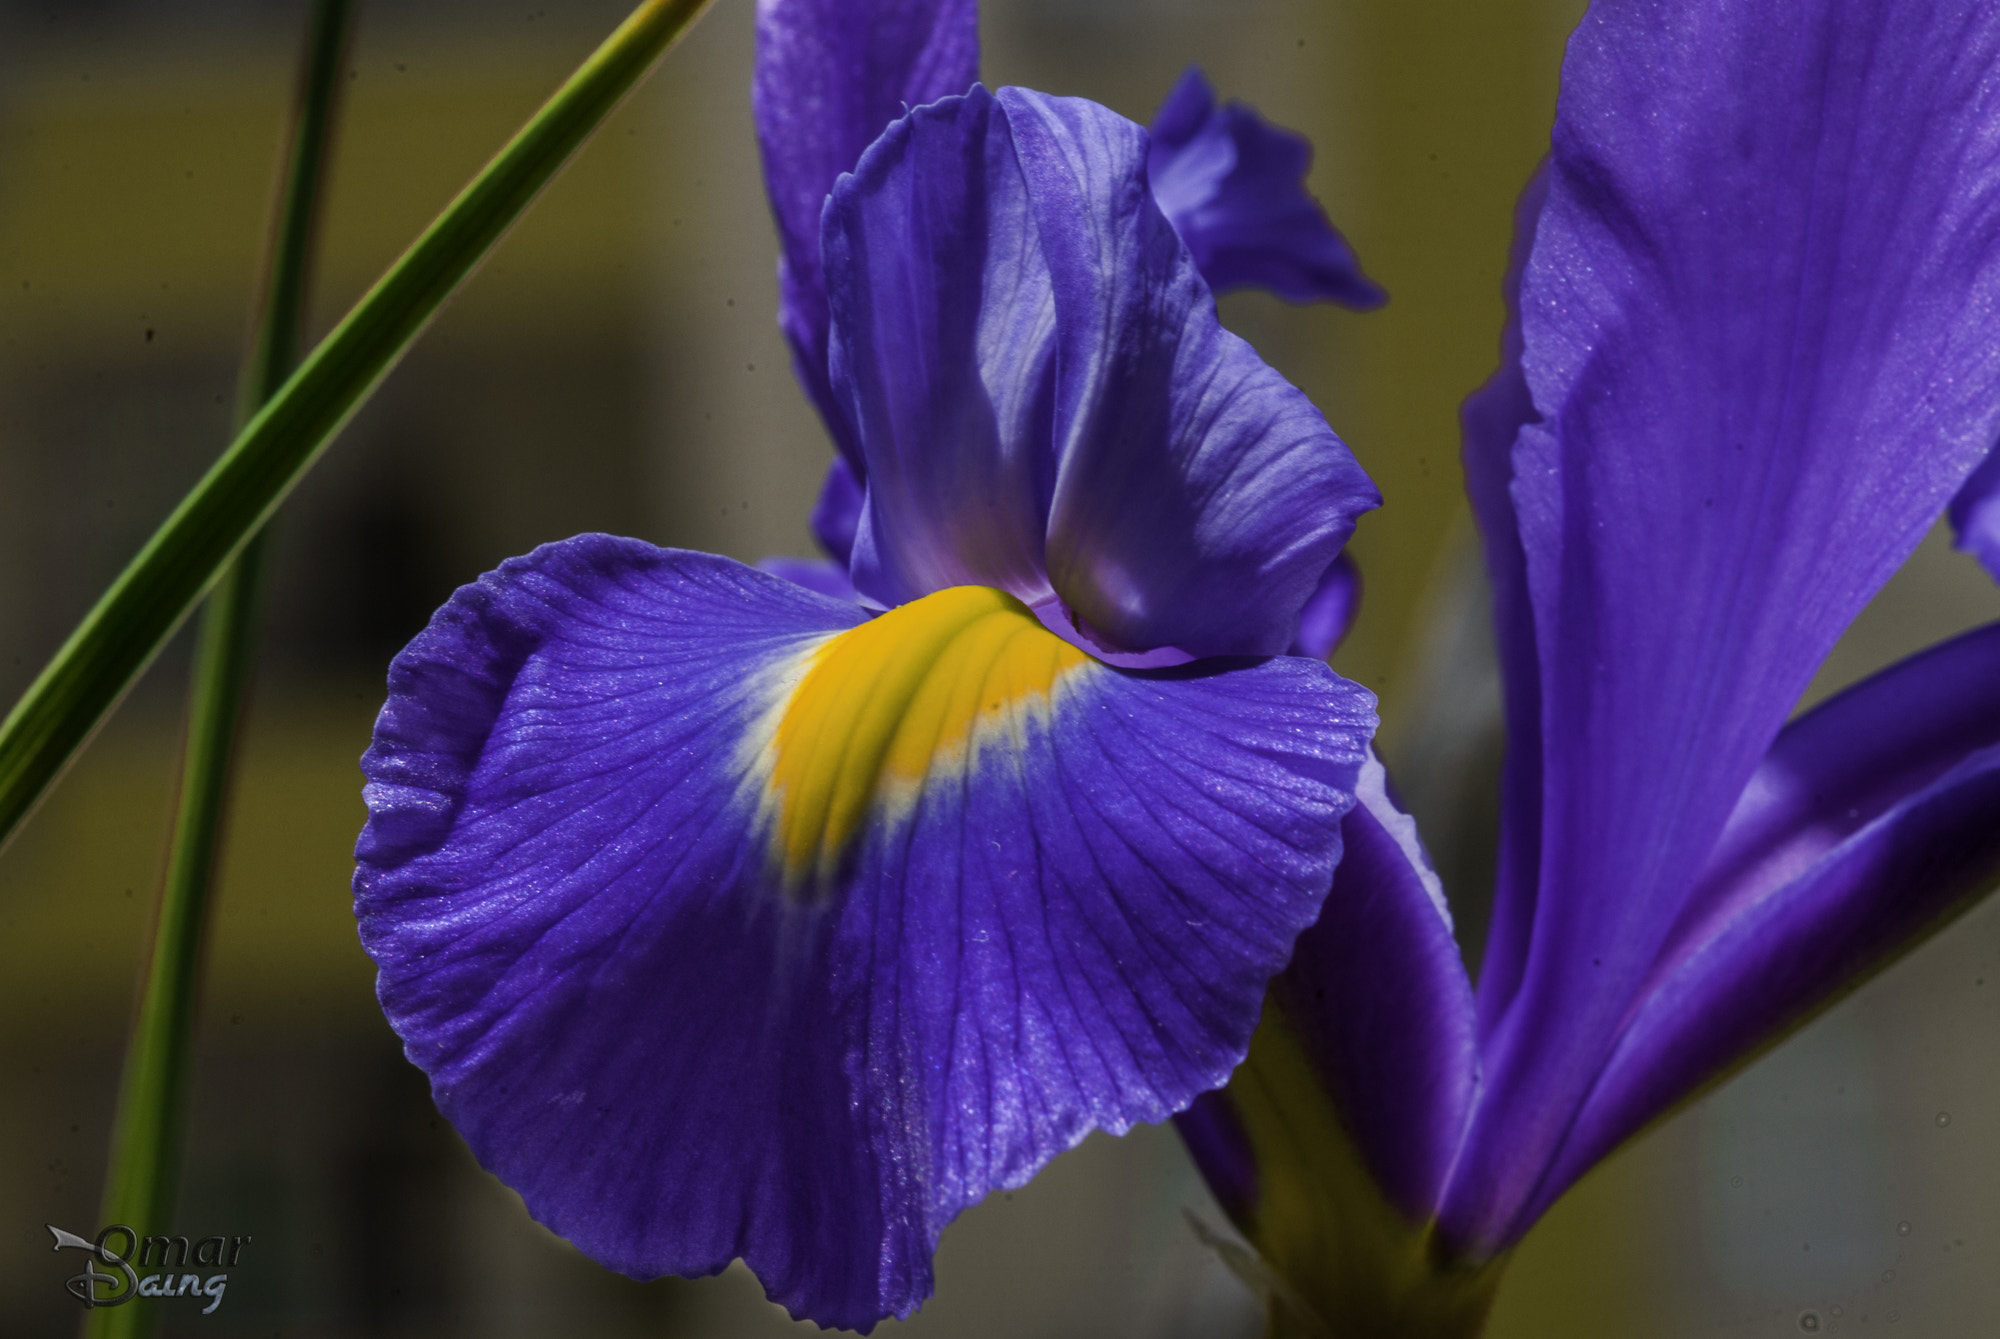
[
  {"left": 85, "top": 5, "right": 357, "bottom": 1334},
  {"left": 0, "top": 0, "right": 715, "bottom": 857}
]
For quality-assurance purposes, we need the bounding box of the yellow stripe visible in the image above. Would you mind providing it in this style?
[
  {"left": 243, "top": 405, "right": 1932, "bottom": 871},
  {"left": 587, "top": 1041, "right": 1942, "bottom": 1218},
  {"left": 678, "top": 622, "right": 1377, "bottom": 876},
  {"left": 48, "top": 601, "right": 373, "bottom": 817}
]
[{"left": 766, "top": 585, "right": 1090, "bottom": 892}]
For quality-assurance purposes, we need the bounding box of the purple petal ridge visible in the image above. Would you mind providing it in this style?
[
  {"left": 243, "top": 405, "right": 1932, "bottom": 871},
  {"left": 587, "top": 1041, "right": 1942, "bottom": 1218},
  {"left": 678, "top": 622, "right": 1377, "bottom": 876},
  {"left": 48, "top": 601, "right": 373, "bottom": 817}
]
[
  {"left": 827, "top": 87, "right": 1059, "bottom": 610},
  {"left": 1459, "top": 163, "right": 1549, "bottom": 1040},
  {"left": 1003, "top": 88, "right": 1380, "bottom": 656}
]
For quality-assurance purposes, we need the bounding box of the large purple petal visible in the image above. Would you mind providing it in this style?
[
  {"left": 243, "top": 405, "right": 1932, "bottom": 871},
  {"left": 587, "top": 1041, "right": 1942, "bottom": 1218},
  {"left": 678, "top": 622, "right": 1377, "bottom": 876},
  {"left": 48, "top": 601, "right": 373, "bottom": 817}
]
[
  {"left": 1003, "top": 87, "right": 1380, "bottom": 658},
  {"left": 1272, "top": 755, "right": 1478, "bottom": 1221},
  {"left": 1446, "top": 0, "right": 2000, "bottom": 1252},
  {"left": 1146, "top": 68, "right": 1385, "bottom": 309},
  {"left": 754, "top": 0, "right": 979, "bottom": 469},
  {"left": 1949, "top": 443, "right": 2000, "bottom": 583},
  {"left": 1527, "top": 624, "right": 2000, "bottom": 1229},
  {"left": 355, "top": 536, "right": 1374, "bottom": 1328},
  {"left": 829, "top": 88, "right": 1060, "bottom": 611}
]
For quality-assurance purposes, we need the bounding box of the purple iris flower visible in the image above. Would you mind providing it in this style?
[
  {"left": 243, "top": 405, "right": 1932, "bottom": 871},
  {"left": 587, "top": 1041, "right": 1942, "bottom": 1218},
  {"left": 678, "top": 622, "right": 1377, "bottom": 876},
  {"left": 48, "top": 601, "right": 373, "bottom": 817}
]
[
  {"left": 351, "top": 3, "right": 1387, "bottom": 1330},
  {"left": 1176, "top": 0, "right": 2000, "bottom": 1329}
]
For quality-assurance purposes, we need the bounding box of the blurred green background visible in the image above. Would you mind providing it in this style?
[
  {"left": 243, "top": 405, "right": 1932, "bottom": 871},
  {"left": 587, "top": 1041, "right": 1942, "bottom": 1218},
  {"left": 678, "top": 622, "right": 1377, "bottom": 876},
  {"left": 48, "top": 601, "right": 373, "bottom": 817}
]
[{"left": 2, "top": 1, "right": 1997, "bottom": 1335}]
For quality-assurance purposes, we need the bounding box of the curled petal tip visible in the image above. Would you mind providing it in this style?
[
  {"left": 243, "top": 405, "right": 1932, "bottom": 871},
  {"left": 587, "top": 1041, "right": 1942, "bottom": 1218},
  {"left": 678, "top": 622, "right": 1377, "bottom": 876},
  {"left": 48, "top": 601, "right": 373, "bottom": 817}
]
[{"left": 1146, "top": 66, "right": 1386, "bottom": 309}]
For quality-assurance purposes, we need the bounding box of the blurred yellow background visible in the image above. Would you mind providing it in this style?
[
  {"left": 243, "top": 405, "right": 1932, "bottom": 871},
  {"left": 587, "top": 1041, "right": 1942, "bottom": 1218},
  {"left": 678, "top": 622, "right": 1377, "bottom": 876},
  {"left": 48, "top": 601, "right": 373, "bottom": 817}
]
[{"left": 3, "top": 1, "right": 1997, "bottom": 1335}]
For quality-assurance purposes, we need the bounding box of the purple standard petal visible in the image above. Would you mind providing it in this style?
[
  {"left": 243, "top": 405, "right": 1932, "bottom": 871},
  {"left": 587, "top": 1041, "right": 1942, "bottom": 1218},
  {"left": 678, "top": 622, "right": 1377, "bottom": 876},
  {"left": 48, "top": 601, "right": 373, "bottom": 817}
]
[
  {"left": 829, "top": 87, "right": 1379, "bottom": 652},
  {"left": 1530, "top": 623, "right": 2000, "bottom": 1227},
  {"left": 1948, "top": 443, "right": 2000, "bottom": 583},
  {"left": 1272, "top": 755, "right": 1478, "bottom": 1221},
  {"left": 828, "top": 87, "right": 1061, "bottom": 610},
  {"left": 1146, "top": 67, "right": 1385, "bottom": 309},
  {"left": 355, "top": 536, "right": 1374, "bottom": 1328},
  {"left": 754, "top": 0, "right": 979, "bottom": 468},
  {"left": 1003, "top": 87, "right": 1380, "bottom": 658},
  {"left": 1447, "top": 0, "right": 2000, "bottom": 1252}
]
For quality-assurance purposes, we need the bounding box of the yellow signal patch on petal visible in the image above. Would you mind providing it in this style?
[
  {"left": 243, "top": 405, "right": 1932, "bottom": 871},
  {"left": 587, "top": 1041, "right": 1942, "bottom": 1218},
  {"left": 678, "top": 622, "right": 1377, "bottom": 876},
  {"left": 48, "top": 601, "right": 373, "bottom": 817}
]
[{"left": 766, "top": 585, "right": 1092, "bottom": 892}]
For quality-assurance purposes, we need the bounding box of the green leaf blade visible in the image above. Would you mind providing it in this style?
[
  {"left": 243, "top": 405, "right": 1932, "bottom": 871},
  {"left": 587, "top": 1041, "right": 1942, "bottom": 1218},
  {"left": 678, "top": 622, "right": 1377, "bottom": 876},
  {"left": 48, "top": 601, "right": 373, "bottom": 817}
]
[{"left": 0, "top": 0, "right": 716, "bottom": 854}]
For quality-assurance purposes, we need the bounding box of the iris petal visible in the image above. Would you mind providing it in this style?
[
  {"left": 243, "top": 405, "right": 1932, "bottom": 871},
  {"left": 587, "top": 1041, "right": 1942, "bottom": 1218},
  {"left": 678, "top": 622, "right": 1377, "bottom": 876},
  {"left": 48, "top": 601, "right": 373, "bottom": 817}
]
[
  {"left": 829, "top": 87, "right": 1060, "bottom": 610},
  {"left": 1272, "top": 755, "right": 1478, "bottom": 1222},
  {"left": 1147, "top": 67, "right": 1385, "bottom": 309},
  {"left": 1457, "top": 165, "right": 1548, "bottom": 1037},
  {"left": 1001, "top": 87, "right": 1380, "bottom": 657},
  {"left": 1677, "top": 622, "right": 2000, "bottom": 948},
  {"left": 754, "top": 0, "right": 979, "bottom": 471},
  {"left": 828, "top": 86, "right": 1377, "bottom": 652},
  {"left": 354, "top": 535, "right": 1374, "bottom": 1327},
  {"left": 1529, "top": 625, "right": 2000, "bottom": 1233},
  {"left": 1447, "top": 0, "right": 2000, "bottom": 1250}
]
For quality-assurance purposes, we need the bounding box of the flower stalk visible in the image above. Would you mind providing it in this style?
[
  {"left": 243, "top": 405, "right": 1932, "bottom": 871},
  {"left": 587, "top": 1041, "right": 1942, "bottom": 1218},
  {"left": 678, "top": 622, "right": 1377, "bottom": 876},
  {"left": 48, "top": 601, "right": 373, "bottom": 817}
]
[
  {"left": 0, "top": 0, "right": 716, "bottom": 860},
  {"left": 1219, "top": 1008, "right": 1504, "bottom": 1339},
  {"left": 88, "top": 3, "right": 357, "bottom": 1333}
]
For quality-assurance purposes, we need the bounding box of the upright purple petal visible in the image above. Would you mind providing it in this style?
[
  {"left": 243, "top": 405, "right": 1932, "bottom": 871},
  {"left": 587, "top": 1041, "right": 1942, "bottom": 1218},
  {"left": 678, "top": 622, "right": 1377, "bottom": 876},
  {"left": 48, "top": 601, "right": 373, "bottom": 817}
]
[
  {"left": 1146, "top": 68, "right": 1385, "bottom": 308},
  {"left": 828, "top": 88, "right": 1060, "bottom": 610},
  {"left": 754, "top": 0, "right": 979, "bottom": 468},
  {"left": 1002, "top": 87, "right": 1380, "bottom": 658},
  {"left": 1532, "top": 623, "right": 2000, "bottom": 1226},
  {"left": 1273, "top": 756, "right": 1478, "bottom": 1221},
  {"left": 355, "top": 537, "right": 1374, "bottom": 1328},
  {"left": 830, "top": 87, "right": 1378, "bottom": 650},
  {"left": 1949, "top": 443, "right": 2000, "bottom": 582},
  {"left": 1446, "top": 0, "right": 2000, "bottom": 1252}
]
